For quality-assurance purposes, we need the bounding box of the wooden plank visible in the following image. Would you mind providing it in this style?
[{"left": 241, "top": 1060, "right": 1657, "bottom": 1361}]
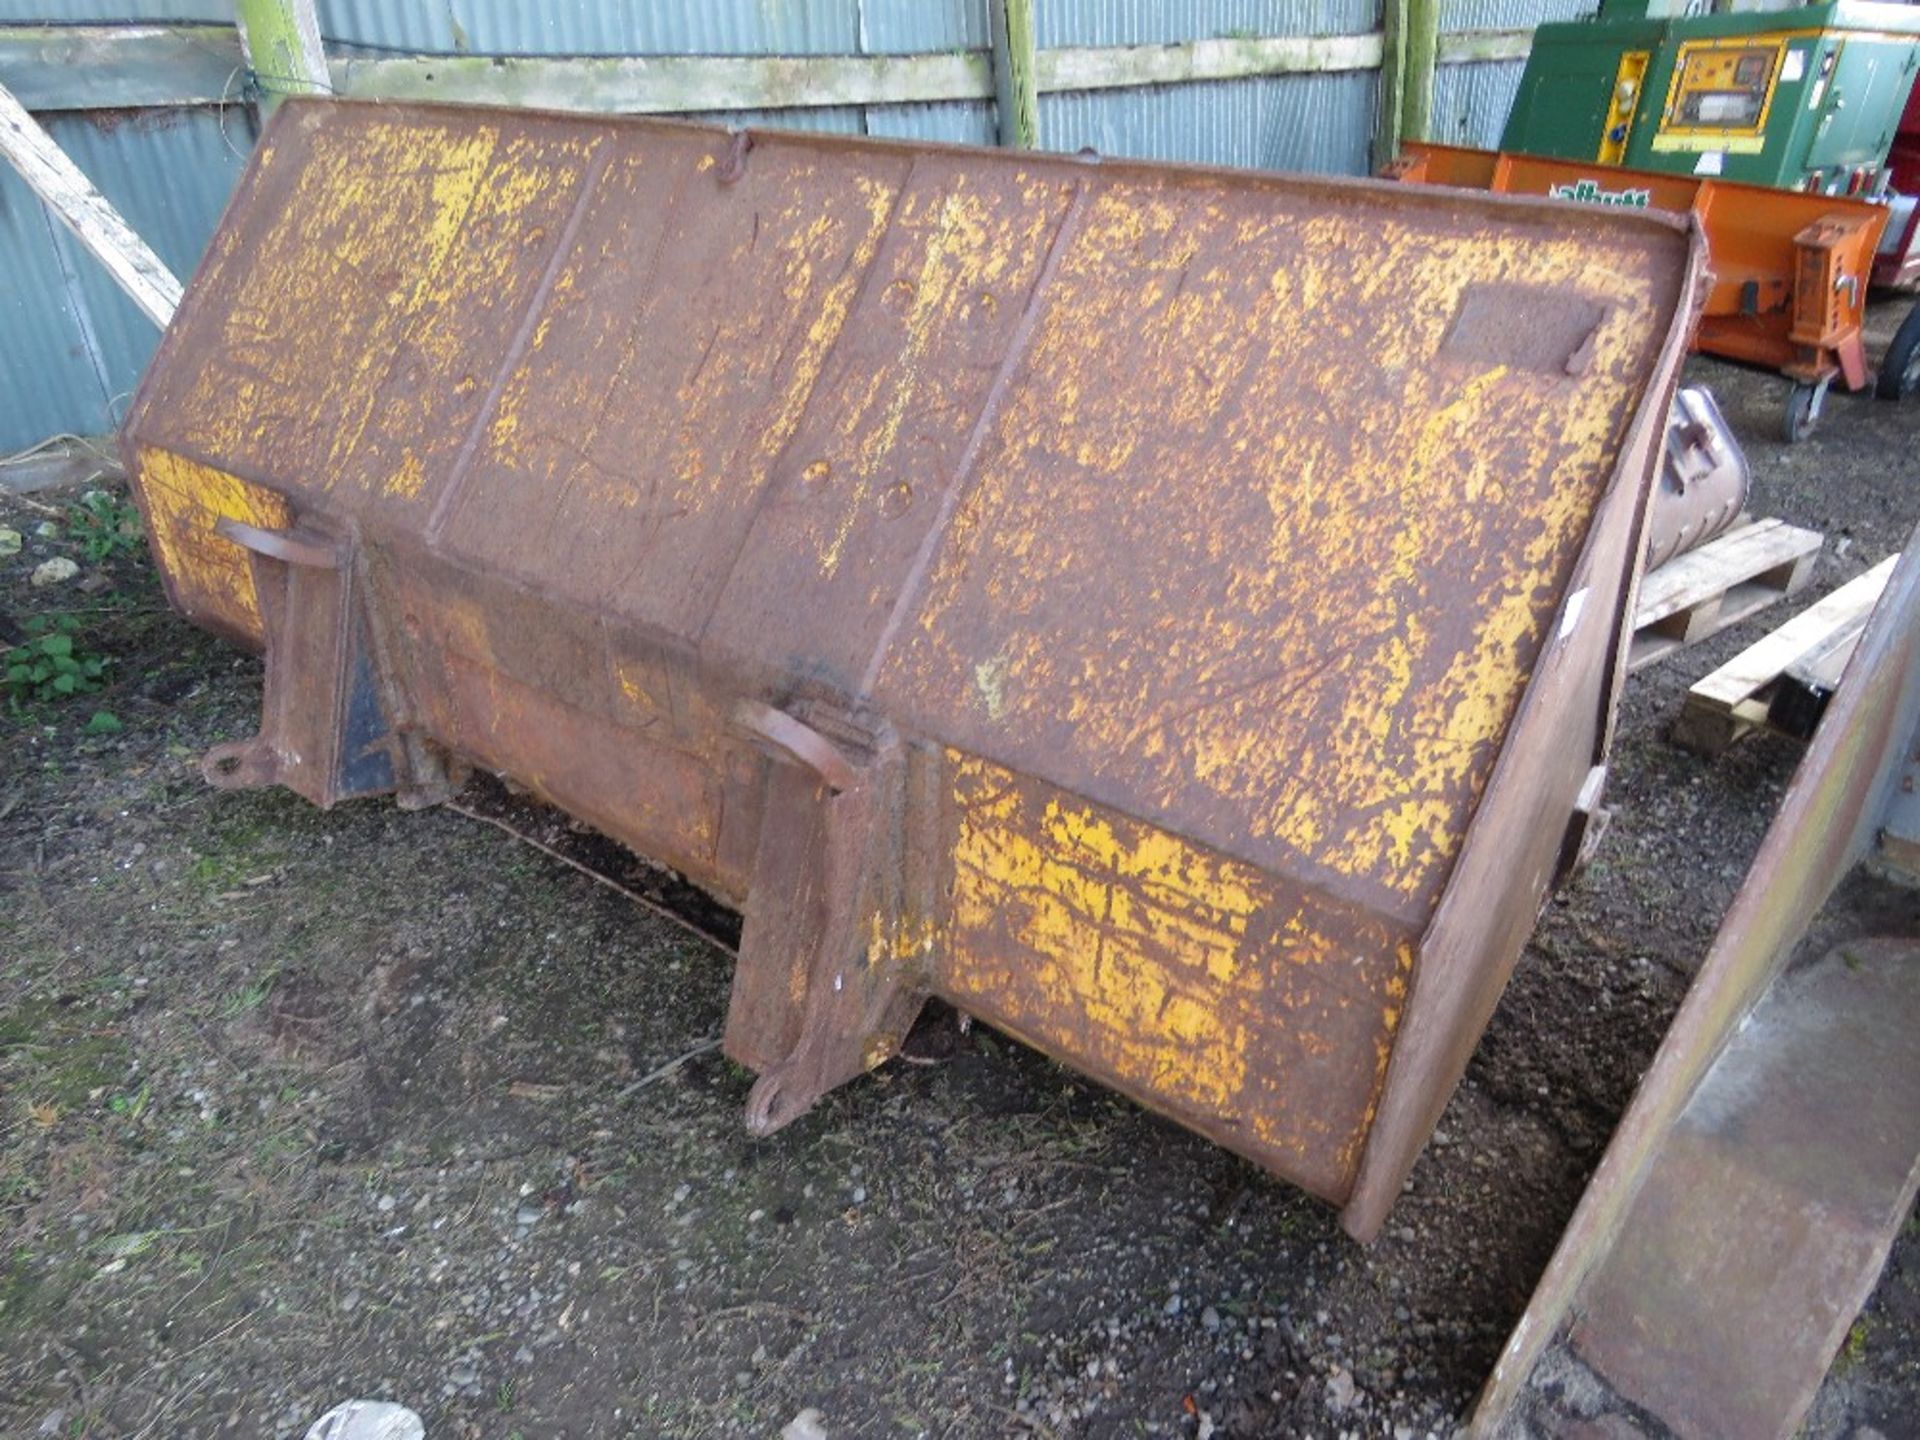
[
  {"left": 0, "top": 434, "right": 121, "bottom": 497},
  {"left": 1629, "top": 518, "right": 1823, "bottom": 671},
  {"left": 1674, "top": 555, "right": 1900, "bottom": 755},
  {"left": 234, "top": 0, "right": 327, "bottom": 109},
  {"left": 0, "top": 78, "right": 180, "bottom": 329},
  {"left": 1692, "top": 556, "right": 1899, "bottom": 711},
  {"left": 337, "top": 37, "right": 1393, "bottom": 114},
  {"left": 0, "top": 24, "right": 1536, "bottom": 117},
  {"left": 1767, "top": 616, "right": 1868, "bottom": 739},
  {"left": 988, "top": 0, "right": 1039, "bottom": 149},
  {"left": 0, "top": 24, "right": 245, "bottom": 110},
  {"left": 1035, "top": 33, "right": 1384, "bottom": 94},
  {"left": 1639, "top": 519, "right": 1784, "bottom": 623},
  {"left": 329, "top": 50, "right": 993, "bottom": 113},
  {"left": 1437, "top": 29, "right": 1533, "bottom": 64},
  {"left": 1788, "top": 616, "right": 1868, "bottom": 694}
]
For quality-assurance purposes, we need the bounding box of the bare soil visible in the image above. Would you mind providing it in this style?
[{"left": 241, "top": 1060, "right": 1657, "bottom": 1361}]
[{"left": 2, "top": 336, "right": 1916, "bottom": 1440}]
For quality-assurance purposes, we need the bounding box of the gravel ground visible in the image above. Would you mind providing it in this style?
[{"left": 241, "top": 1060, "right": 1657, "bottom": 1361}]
[{"left": 1, "top": 327, "right": 1915, "bottom": 1439}]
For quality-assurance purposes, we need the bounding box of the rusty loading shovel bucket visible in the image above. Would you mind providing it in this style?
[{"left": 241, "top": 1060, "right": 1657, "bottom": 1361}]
[{"left": 123, "top": 101, "right": 1702, "bottom": 1240}]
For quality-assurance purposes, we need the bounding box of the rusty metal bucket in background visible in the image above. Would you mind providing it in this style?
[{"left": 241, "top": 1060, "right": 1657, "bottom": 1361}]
[{"left": 122, "top": 101, "right": 1703, "bottom": 1240}]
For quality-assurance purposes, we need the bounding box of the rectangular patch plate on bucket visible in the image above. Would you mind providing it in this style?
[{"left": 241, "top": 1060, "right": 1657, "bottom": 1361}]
[{"left": 123, "top": 100, "right": 1702, "bottom": 1239}]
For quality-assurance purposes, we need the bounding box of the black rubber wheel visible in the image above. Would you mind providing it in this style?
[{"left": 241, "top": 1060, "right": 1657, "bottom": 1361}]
[
  {"left": 1876, "top": 298, "right": 1920, "bottom": 400},
  {"left": 1782, "top": 381, "right": 1823, "bottom": 444}
]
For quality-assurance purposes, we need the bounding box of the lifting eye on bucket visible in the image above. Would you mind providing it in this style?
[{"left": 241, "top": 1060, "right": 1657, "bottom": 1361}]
[{"left": 734, "top": 700, "right": 860, "bottom": 794}]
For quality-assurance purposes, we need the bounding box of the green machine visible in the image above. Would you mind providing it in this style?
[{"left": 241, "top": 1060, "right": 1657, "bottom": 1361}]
[{"left": 1504, "top": 0, "right": 1920, "bottom": 191}]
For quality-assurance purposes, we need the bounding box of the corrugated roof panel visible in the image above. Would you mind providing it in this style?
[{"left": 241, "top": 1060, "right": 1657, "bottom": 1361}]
[
  {"left": 0, "top": 0, "right": 1438, "bottom": 48},
  {"left": 863, "top": 100, "right": 997, "bottom": 146},
  {"left": 314, "top": 0, "right": 862, "bottom": 57},
  {"left": 1041, "top": 71, "right": 1376, "bottom": 176},
  {"left": 1430, "top": 58, "right": 1525, "bottom": 150},
  {"left": 0, "top": 160, "right": 112, "bottom": 449},
  {"left": 0, "top": 1, "right": 228, "bottom": 19},
  {"left": 691, "top": 106, "right": 866, "bottom": 134},
  {"left": 1440, "top": 0, "right": 1594, "bottom": 31},
  {"left": 1034, "top": 0, "right": 1377, "bottom": 49},
  {"left": 859, "top": 0, "right": 987, "bottom": 54},
  {"left": 0, "top": 109, "right": 253, "bottom": 449}
]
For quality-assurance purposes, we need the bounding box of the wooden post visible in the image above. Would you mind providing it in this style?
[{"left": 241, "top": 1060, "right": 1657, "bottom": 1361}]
[
  {"left": 1374, "top": 0, "right": 1409, "bottom": 170},
  {"left": 1402, "top": 0, "right": 1440, "bottom": 145},
  {"left": 0, "top": 78, "right": 179, "bottom": 328},
  {"left": 989, "top": 0, "right": 1040, "bottom": 149},
  {"left": 234, "top": 0, "right": 328, "bottom": 111}
]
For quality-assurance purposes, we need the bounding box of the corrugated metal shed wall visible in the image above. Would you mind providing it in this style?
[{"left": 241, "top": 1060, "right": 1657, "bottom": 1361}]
[
  {"left": 1431, "top": 59, "right": 1527, "bottom": 149},
  {"left": 0, "top": 1, "right": 229, "bottom": 18},
  {"left": 1442, "top": 0, "right": 1594, "bottom": 28},
  {"left": 1036, "top": 0, "right": 1378, "bottom": 173},
  {"left": 1042, "top": 72, "right": 1378, "bottom": 175},
  {"left": 1032, "top": 0, "right": 1375, "bottom": 46},
  {"left": 1, "top": 108, "right": 255, "bottom": 449},
  {"left": 1433, "top": 0, "right": 1596, "bottom": 148},
  {"left": 0, "top": 0, "right": 1587, "bottom": 446},
  {"left": 0, "top": 1, "right": 984, "bottom": 52},
  {"left": 315, "top": 0, "right": 985, "bottom": 56}
]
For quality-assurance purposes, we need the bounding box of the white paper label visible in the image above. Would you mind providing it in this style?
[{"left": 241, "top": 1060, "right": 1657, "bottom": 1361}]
[
  {"left": 1782, "top": 48, "right": 1807, "bottom": 82},
  {"left": 1693, "top": 151, "right": 1725, "bottom": 176}
]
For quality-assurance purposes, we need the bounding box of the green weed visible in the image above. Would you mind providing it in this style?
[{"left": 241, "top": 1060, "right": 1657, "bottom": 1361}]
[
  {"left": 3, "top": 615, "right": 108, "bottom": 708},
  {"left": 66, "top": 490, "right": 144, "bottom": 565}
]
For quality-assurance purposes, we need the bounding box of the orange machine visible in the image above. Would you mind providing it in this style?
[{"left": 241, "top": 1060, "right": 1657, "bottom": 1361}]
[{"left": 1385, "top": 142, "right": 1887, "bottom": 441}]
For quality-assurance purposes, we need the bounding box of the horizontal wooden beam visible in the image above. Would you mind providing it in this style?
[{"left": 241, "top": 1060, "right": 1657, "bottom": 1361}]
[
  {"left": 329, "top": 48, "right": 991, "bottom": 113},
  {"left": 0, "top": 23, "right": 1534, "bottom": 116},
  {"left": 1036, "top": 32, "right": 1384, "bottom": 91},
  {"left": 1437, "top": 28, "right": 1534, "bottom": 64},
  {"left": 0, "top": 25, "right": 245, "bottom": 110}
]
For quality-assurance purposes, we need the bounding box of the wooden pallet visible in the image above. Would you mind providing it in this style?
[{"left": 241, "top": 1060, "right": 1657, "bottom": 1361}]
[
  {"left": 1673, "top": 554, "right": 1900, "bottom": 756},
  {"left": 1630, "top": 517, "right": 1824, "bottom": 671},
  {"left": 1765, "top": 609, "right": 1871, "bottom": 740}
]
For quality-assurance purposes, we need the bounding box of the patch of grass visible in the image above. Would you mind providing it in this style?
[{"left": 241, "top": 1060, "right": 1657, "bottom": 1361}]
[
  {"left": 183, "top": 810, "right": 292, "bottom": 896},
  {"left": 1837, "top": 1316, "right": 1871, "bottom": 1374},
  {"left": 220, "top": 969, "right": 279, "bottom": 1019},
  {"left": 0, "top": 1243, "right": 88, "bottom": 1332},
  {"left": 0, "top": 1248, "right": 40, "bottom": 1323},
  {"left": 0, "top": 998, "right": 130, "bottom": 1109},
  {"left": 107, "top": 1082, "right": 151, "bottom": 1121}
]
